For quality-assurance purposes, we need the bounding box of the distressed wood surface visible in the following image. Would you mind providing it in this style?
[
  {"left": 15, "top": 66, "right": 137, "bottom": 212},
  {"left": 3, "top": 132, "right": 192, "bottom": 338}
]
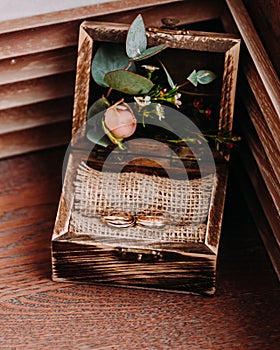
[
  {"left": 0, "top": 97, "right": 73, "bottom": 135},
  {"left": 225, "top": 0, "right": 280, "bottom": 116},
  {"left": 220, "top": 5, "right": 280, "bottom": 278},
  {"left": 0, "top": 0, "right": 221, "bottom": 34},
  {"left": 0, "top": 72, "right": 75, "bottom": 111},
  {"left": 235, "top": 98, "right": 280, "bottom": 239},
  {"left": 242, "top": 0, "right": 280, "bottom": 75},
  {"left": 0, "top": 47, "right": 77, "bottom": 85},
  {"left": 0, "top": 147, "right": 280, "bottom": 349},
  {"left": 0, "top": 121, "right": 71, "bottom": 159}
]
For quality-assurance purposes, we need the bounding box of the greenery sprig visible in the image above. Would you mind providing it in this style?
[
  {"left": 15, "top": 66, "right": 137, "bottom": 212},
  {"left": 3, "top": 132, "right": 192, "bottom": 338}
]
[{"left": 87, "top": 14, "right": 240, "bottom": 151}]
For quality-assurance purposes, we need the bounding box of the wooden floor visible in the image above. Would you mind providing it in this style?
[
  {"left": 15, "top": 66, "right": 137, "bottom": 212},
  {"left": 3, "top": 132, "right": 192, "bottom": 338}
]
[{"left": 0, "top": 146, "right": 279, "bottom": 349}]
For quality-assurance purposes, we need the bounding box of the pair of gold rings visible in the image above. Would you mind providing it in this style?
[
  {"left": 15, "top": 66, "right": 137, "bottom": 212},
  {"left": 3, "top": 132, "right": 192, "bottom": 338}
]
[{"left": 101, "top": 213, "right": 171, "bottom": 229}]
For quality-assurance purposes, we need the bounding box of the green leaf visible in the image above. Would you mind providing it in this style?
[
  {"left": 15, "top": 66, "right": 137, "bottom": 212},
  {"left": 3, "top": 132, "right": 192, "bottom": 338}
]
[
  {"left": 196, "top": 70, "right": 217, "bottom": 85},
  {"left": 104, "top": 70, "right": 154, "bottom": 95},
  {"left": 187, "top": 69, "right": 198, "bottom": 87},
  {"left": 86, "top": 111, "right": 111, "bottom": 147},
  {"left": 87, "top": 97, "right": 110, "bottom": 122},
  {"left": 126, "top": 14, "right": 147, "bottom": 59},
  {"left": 132, "top": 44, "right": 168, "bottom": 61},
  {"left": 159, "top": 60, "right": 175, "bottom": 88},
  {"left": 91, "top": 43, "right": 136, "bottom": 87}
]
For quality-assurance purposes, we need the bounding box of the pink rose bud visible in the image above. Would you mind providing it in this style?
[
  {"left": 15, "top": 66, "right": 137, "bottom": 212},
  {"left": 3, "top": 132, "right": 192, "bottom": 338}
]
[{"left": 104, "top": 104, "right": 137, "bottom": 140}]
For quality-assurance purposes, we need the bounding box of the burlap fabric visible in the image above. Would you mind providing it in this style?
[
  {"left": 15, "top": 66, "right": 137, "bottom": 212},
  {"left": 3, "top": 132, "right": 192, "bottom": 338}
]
[{"left": 69, "top": 162, "right": 216, "bottom": 243}]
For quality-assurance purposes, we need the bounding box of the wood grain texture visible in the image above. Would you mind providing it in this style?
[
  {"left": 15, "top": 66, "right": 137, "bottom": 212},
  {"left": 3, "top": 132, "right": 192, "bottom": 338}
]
[
  {"left": 0, "top": 148, "right": 280, "bottom": 349},
  {"left": 0, "top": 22, "right": 80, "bottom": 60},
  {"left": 225, "top": 0, "right": 280, "bottom": 115},
  {"left": 0, "top": 0, "right": 221, "bottom": 34},
  {"left": 232, "top": 151, "right": 280, "bottom": 279},
  {"left": 220, "top": 5, "right": 280, "bottom": 276},
  {"left": 237, "top": 95, "right": 280, "bottom": 235},
  {"left": 242, "top": 0, "right": 280, "bottom": 75},
  {"left": 234, "top": 139, "right": 280, "bottom": 278},
  {"left": 52, "top": 239, "right": 216, "bottom": 295},
  {"left": 0, "top": 47, "right": 77, "bottom": 85},
  {"left": 0, "top": 97, "right": 73, "bottom": 135},
  {"left": 0, "top": 72, "right": 75, "bottom": 111},
  {"left": 96, "top": 0, "right": 223, "bottom": 27},
  {"left": 0, "top": 121, "right": 71, "bottom": 159}
]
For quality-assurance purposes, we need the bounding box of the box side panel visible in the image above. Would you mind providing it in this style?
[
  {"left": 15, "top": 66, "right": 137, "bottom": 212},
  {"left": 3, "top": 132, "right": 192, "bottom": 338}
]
[{"left": 52, "top": 240, "right": 216, "bottom": 295}]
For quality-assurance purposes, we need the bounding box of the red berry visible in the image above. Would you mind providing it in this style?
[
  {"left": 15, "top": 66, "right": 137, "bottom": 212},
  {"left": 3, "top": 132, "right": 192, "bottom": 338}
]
[
  {"left": 205, "top": 108, "right": 212, "bottom": 119},
  {"left": 193, "top": 99, "right": 200, "bottom": 108},
  {"left": 226, "top": 143, "right": 234, "bottom": 149}
]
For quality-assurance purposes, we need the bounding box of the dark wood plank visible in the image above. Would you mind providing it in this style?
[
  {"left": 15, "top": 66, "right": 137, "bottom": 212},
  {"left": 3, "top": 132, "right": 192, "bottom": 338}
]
[
  {"left": 231, "top": 149, "right": 280, "bottom": 279},
  {"left": 235, "top": 98, "right": 280, "bottom": 233},
  {"left": 0, "top": 72, "right": 75, "bottom": 111},
  {"left": 0, "top": 97, "right": 72, "bottom": 135},
  {"left": 224, "top": 0, "right": 280, "bottom": 119},
  {"left": 220, "top": 4, "right": 280, "bottom": 276},
  {"left": 242, "top": 0, "right": 280, "bottom": 75},
  {"left": 0, "top": 1, "right": 223, "bottom": 60},
  {"left": 96, "top": 0, "right": 223, "bottom": 27},
  {"left": 0, "top": 121, "right": 71, "bottom": 158},
  {"left": 0, "top": 0, "right": 217, "bottom": 34},
  {"left": 0, "top": 47, "right": 77, "bottom": 85},
  {"left": 0, "top": 22, "right": 80, "bottom": 60}
]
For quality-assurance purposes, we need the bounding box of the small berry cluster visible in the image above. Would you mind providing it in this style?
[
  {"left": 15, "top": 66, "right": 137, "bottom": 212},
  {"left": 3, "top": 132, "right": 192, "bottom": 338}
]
[{"left": 193, "top": 97, "right": 212, "bottom": 119}]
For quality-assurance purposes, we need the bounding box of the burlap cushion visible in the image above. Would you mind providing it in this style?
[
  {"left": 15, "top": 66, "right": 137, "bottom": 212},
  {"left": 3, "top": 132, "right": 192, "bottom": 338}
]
[{"left": 69, "top": 162, "right": 215, "bottom": 243}]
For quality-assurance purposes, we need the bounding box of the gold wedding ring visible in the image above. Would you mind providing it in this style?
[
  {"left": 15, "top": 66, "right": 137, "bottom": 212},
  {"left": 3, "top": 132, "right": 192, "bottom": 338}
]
[
  {"left": 101, "top": 213, "right": 134, "bottom": 228},
  {"left": 101, "top": 214, "right": 172, "bottom": 229},
  {"left": 136, "top": 215, "right": 171, "bottom": 228}
]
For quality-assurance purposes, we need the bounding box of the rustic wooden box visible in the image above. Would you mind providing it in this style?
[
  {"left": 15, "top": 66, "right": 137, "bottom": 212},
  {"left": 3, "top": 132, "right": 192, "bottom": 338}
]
[{"left": 51, "top": 20, "right": 240, "bottom": 295}]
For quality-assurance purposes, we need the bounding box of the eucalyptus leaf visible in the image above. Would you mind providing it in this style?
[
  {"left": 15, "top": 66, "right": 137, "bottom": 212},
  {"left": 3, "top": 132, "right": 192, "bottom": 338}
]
[
  {"left": 91, "top": 43, "right": 136, "bottom": 87},
  {"left": 104, "top": 70, "right": 154, "bottom": 95},
  {"left": 126, "top": 14, "right": 147, "bottom": 59},
  {"left": 196, "top": 70, "right": 217, "bottom": 85},
  {"left": 86, "top": 111, "right": 111, "bottom": 147},
  {"left": 159, "top": 60, "right": 175, "bottom": 88},
  {"left": 187, "top": 69, "right": 198, "bottom": 87},
  {"left": 132, "top": 44, "right": 168, "bottom": 61},
  {"left": 87, "top": 97, "right": 110, "bottom": 122}
]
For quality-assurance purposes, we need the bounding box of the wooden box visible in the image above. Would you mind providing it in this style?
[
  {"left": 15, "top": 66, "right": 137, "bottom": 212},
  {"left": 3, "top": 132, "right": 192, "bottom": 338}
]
[{"left": 51, "top": 20, "right": 240, "bottom": 295}]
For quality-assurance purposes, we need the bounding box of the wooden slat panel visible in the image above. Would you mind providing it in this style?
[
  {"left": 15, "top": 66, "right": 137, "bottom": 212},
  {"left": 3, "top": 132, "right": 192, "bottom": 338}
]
[
  {"left": 0, "top": 22, "right": 80, "bottom": 60},
  {"left": 235, "top": 101, "right": 280, "bottom": 242},
  {"left": 232, "top": 151, "right": 280, "bottom": 279},
  {"left": 243, "top": 0, "right": 280, "bottom": 75},
  {"left": 220, "top": 4, "right": 280, "bottom": 275},
  {"left": 96, "top": 0, "right": 223, "bottom": 27},
  {"left": 0, "top": 72, "right": 75, "bottom": 111},
  {"left": 0, "top": 0, "right": 223, "bottom": 34},
  {"left": 236, "top": 72, "right": 280, "bottom": 183},
  {"left": 221, "top": 9, "right": 280, "bottom": 151},
  {"left": 0, "top": 1, "right": 223, "bottom": 60},
  {"left": 225, "top": 0, "right": 280, "bottom": 117},
  {"left": 0, "top": 47, "right": 77, "bottom": 85},
  {"left": 0, "top": 121, "right": 71, "bottom": 159},
  {"left": 0, "top": 0, "right": 182, "bottom": 34},
  {"left": 0, "top": 97, "right": 73, "bottom": 135}
]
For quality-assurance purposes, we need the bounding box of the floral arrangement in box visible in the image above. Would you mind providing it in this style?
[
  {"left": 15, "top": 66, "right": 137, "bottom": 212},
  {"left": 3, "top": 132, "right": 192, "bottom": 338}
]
[{"left": 86, "top": 15, "right": 240, "bottom": 153}]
